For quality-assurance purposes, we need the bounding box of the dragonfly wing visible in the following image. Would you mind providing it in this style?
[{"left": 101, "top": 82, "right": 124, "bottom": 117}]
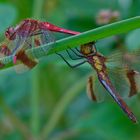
[
  {"left": 0, "top": 37, "right": 24, "bottom": 57},
  {"left": 14, "top": 29, "right": 54, "bottom": 73},
  {"left": 0, "top": 39, "right": 16, "bottom": 68},
  {"left": 108, "top": 49, "right": 140, "bottom": 72},
  {"left": 97, "top": 71, "right": 137, "bottom": 123},
  {"left": 30, "top": 29, "right": 55, "bottom": 56},
  {"left": 127, "top": 70, "right": 140, "bottom": 97},
  {"left": 86, "top": 74, "right": 105, "bottom": 103},
  {"left": 106, "top": 50, "right": 140, "bottom": 98},
  {"left": 106, "top": 49, "right": 140, "bottom": 72},
  {"left": 0, "top": 39, "right": 11, "bottom": 56},
  {"left": 6, "top": 33, "right": 28, "bottom": 56},
  {"left": 15, "top": 50, "right": 38, "bottom": 73},
  {"left": 13, "top": 33, "right": 37, "bottom": 73},
  {"left": 40, "top": 29, "right": 55, "bottom": 44},
  {"left": 107, "top": 68, "right": 130, "bottom": 98},
  {"left": 124, "top": 49, "right": 140, "bottom": 72},
  {"left": 14, "top": 63, "right": 30, "bottom": 73},
  {"left": 105, "top": 50, "right": 124, "bottom": 68},
  {"left": 38, "top": 29, "right": 55, "bottom": 53},
  {"left": 107, "top": 66, "right": 140, "bottom": 98}
]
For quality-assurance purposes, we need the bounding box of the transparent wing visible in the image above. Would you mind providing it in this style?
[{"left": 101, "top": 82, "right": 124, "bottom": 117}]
[
  {"left": 14, "top": 29, "right": 55, "bottom": 73},
  {"left": 86, "top": 70, "right": 131, "bottom": 103},
  {"left": 107, "top": 67, "right": 130, "bottom": 98},
  {"left": 107, "top": 49, "right": 140, "bottom": 72},
  {"left": 0, "top": 31, "right": 29, "bottom": 57},
  {"left": 105, "top": 50, "right": 140, "bottom": 98},
  {"left": 0, "top": 36, "right": 27, "bottom": 69},
  {"left": 34, "top": 29, "right": 55, "bottom": 54},
  {"left": 86, "top": 74, "right": 105, "bottom": 103},
  {"left": 124, "top": 49, "right": 140, "bottom": 72},
  {"left": 0, "top": 39, "right": 11, "bottom": 68},
  {"left": 87, "top": 50, "right": 140, "bottom": 103},
  {"left": 0, "top": 39, "right": 11, "bottom": 57},
  {"left": 126, "top": 70, "right": 140, "bottom": 97}
]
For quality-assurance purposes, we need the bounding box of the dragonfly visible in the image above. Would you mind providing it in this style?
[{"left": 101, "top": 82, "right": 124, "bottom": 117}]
[
  {"left": 0, "top": 18, "right": 79, "bottom": 72},
  {"left": 56, "top": 41, "right": 140, "bottom": 123}
]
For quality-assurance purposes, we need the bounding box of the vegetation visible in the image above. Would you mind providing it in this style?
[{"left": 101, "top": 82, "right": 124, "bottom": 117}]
[{"left": 0, "top": 0, "right": 140, "bottom": 140}]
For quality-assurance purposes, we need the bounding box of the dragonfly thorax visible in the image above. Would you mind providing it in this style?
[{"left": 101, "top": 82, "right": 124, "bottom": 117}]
[
  {"left": 80, "top": 42, "right": 95, "bottom": 56},
  {"left": 92, "top": 56, "right": 103, "bottom": 71},
  {"left": 91, "top": 54, "right": 106, "bottom": 72},
  {"left": 17, "top": 19, "right": 38, "bottom": 37}
]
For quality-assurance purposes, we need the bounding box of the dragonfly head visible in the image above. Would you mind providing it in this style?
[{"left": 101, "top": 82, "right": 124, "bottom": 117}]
[
  {"left": 80, "top": 42, "right": 95, "bottom": 56},
  {"left": 5, "top": 27, "right": 16, "bottom": 40}
]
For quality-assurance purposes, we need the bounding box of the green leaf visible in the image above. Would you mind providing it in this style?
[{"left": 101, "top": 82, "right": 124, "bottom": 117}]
[{"left": 1, "top": 16, "right": 140, "bottom": 71}]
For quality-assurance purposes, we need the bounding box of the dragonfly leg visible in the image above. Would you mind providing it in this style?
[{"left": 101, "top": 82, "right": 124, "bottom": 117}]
[
  {"left": 56, "top": 52, "right": 87, "bottom": 68},
  {"left": 66, "top": 49, "right": 85, "bottom": 60},
  {"left": 69, "top": 47, "right": 85, "bottom": 58},
  {"left": 75, "top": 47, "right": 82, "bottom": 54},
  {"left": 87, "top": 43, "right": 97, "bottom": 56},
  {"left": 93, "top": 44, "right": 97, "bottom": 53}
]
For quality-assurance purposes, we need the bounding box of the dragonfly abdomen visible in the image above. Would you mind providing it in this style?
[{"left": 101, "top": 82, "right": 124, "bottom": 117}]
[{"left": 98, "top": 71, "right": 137, "bottom": 123}]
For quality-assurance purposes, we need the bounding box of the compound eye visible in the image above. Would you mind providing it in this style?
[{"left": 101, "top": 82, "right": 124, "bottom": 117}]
[{"left": 5, "top": 27, "right": 15, "bottom": 39}]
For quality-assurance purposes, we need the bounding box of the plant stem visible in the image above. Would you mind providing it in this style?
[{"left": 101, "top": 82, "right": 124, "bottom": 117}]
[
  {"left": 0, "top": 96, "right": 34, "bottom": 140},
  {"left": 0, "top": 16, "right": 140, "bottom": 70},
  {"left": 28, "top": 16, "right": 140, "bottom": 56},
  {"left": 30, "top": 0, "right": 44, "bottom": 139},
  {"left": 41, "top": 74, "right": 89, "bottom": 139}
]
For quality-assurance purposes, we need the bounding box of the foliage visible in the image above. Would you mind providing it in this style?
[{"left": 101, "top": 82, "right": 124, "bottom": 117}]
[{"left": 0, "top": 0, "right": 140, "bottom": 140}]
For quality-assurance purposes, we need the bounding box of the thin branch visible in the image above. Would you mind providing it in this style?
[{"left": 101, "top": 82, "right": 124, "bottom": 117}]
[
  {"left": 0, "top": 96, "right": 34, "bottom": 140},
  {"left": 0, "top": 16, "right": 140, "bottom": 70},
  {"left": 40, "top": 73, "right": 90, "bottom": 139}
]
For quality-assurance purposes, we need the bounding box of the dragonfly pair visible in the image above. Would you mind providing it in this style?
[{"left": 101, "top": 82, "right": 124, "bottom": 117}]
[
  {"left": 0, "top": 18, "right": 79, "bottom": 72},
  {"left": 57, "top": 41, "right": 140, "bottom": 123},
  {"left": 0, "top": 19, "right": 139, "bottom": 123}
]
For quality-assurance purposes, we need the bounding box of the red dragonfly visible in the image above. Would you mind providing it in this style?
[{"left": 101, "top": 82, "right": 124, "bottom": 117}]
[
  {"left": 0, "top": 18, "right": 79, "bottom": 71},
  {"left": 57, "top": 42, "right": 140, "bottom": 123}
]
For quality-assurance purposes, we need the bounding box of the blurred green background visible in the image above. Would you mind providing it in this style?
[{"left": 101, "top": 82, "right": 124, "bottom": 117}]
[{"left": 0, "top": 0, "right": 140, "bottom": 140}]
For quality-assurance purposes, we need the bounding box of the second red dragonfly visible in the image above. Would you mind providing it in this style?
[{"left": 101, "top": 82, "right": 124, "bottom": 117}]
[{"left": 0, "top": 18, "right": 79, "bottom": 71}]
